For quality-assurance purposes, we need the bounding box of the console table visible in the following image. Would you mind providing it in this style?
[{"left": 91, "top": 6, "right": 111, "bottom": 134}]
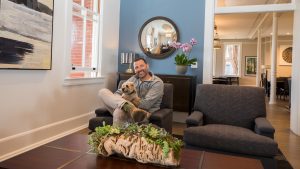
[{"left": 118, "top": 73, "right": 196, "bottom": 114}]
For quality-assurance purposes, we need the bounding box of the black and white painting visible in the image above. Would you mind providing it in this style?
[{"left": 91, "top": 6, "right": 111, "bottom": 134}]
[{"left": 0, "top": 0, "right": 53, "bottom": 69}]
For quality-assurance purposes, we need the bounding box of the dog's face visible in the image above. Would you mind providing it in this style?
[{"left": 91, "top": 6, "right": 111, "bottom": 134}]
[{"left": 121, "top": 82, "right": 136, "bottom": 95}]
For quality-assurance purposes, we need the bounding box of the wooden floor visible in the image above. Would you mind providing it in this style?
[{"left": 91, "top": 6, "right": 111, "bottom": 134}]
[
  {"left": 173, "top": 98, "right": 300, "bottom": 169},
  {"left": 0, "top": 98, "right": 299, "bottom": 169},
  {"left": 267, "top": 99, "right": 300, "bottom": 169}
]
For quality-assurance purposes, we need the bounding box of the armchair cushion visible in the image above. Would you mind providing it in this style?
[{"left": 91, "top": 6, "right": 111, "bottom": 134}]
[
  {"left": 184, "top": 124, "right": 278, "bottom": 157},
  {"left": 160, "top": 83, "right": 173, "bottom": 109},
  {"left": 193, "top": 84, "right": 266, "bottom": 129},
  {"left": 186, "top": 111, "right": 204, "bottom": 127},
  {"left": 255, "top": 117, "right": 275, "bottom": 139}
]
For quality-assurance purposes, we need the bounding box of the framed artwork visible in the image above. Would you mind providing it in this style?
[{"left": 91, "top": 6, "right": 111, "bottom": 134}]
[
  {"left": 279, "top": 45, "right": 292, "bottom": 66},
  {"left": 245, "top": 56, "right": 257, "bottom": 76},
  {"left": 0, "top": 0, "right": 53, "bottom": 70}
]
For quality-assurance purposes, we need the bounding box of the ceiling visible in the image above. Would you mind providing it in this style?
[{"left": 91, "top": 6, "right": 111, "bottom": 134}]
[{"left": 215, "top": 0, "right": 294, "bottom": 39}]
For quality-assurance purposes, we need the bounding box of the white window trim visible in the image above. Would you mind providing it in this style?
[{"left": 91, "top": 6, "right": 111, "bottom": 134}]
[
  {"left": 63, "top": 76, "right": 105, "bottom": 86},
  {"left": 63, "top": 0, "right": 104, "bottom": 86}
]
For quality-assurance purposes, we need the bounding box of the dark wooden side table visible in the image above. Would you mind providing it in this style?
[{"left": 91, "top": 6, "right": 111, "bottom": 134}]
[{"left": 118, "top": 72, "right": 196, "bottom": 114}]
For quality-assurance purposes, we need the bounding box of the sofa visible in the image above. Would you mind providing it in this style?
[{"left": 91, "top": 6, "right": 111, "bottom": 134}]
[{"left": 184, "top": 84, "right": 278, "bottom": 169}]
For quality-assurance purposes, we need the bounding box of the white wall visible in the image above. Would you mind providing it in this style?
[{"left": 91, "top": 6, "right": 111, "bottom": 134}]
[
  {"left": 214, "top": 37, "right": 292, "bottom": 86},
  {"left": 263, "top": 36, "right": 292, "bottom": 78},
  {"left": 0, "top": 0, "right": 120, "bottom": 161},
  {"left": 214, "top": 39, "right": 257, "bottom": 86},
  {"left": 240, "top": 42, "right": 257, "bottom": 86},
  {"left": 290, "top": 0, "right": 300, "bottom": 136}
]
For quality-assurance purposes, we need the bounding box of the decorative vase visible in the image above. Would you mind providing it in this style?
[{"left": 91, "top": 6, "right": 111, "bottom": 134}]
[{"left": 176, "top": 65, "right": 188, "bottom": 74}]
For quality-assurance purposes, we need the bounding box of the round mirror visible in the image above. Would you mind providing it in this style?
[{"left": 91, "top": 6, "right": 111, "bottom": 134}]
[{"left": 138, "top": 16, "right": 179, "bottom": 59}]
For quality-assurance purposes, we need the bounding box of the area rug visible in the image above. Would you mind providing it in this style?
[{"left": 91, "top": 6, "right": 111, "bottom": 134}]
[
  {"left": 173, "top": 134, "right": 293, "bottom": 169},
  {"left": 276, "top": 149, "right": 293, "bottom": 169}
]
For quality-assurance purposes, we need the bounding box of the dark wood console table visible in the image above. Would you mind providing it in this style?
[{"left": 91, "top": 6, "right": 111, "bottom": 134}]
[{"left": 118, "top": 73, "right": 196, "bottom": 114}]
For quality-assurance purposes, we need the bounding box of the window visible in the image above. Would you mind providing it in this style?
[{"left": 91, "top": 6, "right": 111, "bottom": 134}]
[
  {"left": 223, "top": 43, "right": 241, "bottom": 76},
  {"left": 70, "top": 0, "right": 100, "bottom": 78}
]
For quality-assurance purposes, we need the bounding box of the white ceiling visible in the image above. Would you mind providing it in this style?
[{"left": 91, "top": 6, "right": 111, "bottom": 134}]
[
  {"left": 215, "top": 0, "right": 294, "bottom": 39},
  {"left": 216, "top": 0, "right": 291, "bottom": 7}
]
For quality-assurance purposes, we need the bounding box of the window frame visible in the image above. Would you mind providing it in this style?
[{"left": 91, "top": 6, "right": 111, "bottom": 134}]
[
  {"left": 222, "top": 42, "right": 242, "bottom": 76},
  {"left": 64, "top": 0, "right": 104, "bottom": 86}
]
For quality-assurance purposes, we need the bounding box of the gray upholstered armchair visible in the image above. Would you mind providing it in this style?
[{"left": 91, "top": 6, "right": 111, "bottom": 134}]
[
  {"left": 89, "top": 80, "right": 173, "bottom": 133},
  {"left": 184, "top": 84, "right": 278, "bottom": 168}
]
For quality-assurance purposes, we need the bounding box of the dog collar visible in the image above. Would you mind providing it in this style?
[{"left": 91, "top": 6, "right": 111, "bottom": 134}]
[{"left": 128, "top": 90, "right": 136, "bottom": 95}]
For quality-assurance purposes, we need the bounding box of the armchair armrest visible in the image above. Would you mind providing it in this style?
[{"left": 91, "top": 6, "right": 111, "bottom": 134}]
[
  {"left": 149, "top": 108, "right": 173, "bottom": 133},
  {"left": 150, "top": 108, "right": 171, "bottom": 121},
  {"left": 254, "top": 117, "right": 275, "bottom": 139},
  {"left": 95, "top": 107, "right": 112, "bottom": 117},
  {"left": 186, "top": 111, "right": 204, "bottom": 128}
]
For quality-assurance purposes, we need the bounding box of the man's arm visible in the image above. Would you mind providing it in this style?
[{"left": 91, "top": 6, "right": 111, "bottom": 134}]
[{"left": 138, "top": 81, "right": 164, "bottom": 110}]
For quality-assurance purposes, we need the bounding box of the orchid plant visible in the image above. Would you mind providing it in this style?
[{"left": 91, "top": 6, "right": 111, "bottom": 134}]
[{"left": 170, "top": 38, "right": 197, "bottom": 66}]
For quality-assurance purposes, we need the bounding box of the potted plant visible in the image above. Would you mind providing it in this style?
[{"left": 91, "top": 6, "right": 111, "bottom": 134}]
[
  {"left": 88, "top": 123, "right": 184, "bottom": 166},
  {"left": 171, "top": 38, "right": 197, "bottom": 74}
]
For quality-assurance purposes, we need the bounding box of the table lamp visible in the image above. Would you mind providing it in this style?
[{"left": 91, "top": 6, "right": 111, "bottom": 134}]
[{"left": 120, "top": 52, "right": 134, "bottom": 73}]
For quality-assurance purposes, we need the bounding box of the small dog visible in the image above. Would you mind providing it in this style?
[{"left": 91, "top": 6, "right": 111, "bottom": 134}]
[
  {"left": 121, "top": 81, "right": 141, "bottom": 107},
  {"left": 121, "top": 81, "right": 150, "bottom": 122}
]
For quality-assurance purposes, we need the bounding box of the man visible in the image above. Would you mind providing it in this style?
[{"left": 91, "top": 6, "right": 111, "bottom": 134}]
[{"left": 98, "top": 58, "right": 164, "bottom": 126}]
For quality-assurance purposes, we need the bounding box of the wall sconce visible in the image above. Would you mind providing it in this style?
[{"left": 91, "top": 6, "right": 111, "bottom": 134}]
[
  {"left": 214, "top": 25, "right": 221, "bottom": 49},
  {"left": 121, "top": 52, "right": 134, "bottom": 73}
]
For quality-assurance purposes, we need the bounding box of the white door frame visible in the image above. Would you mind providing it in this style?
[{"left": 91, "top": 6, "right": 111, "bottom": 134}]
[{"left": 203, "top": 0, "right": 300, "bottom": 135}]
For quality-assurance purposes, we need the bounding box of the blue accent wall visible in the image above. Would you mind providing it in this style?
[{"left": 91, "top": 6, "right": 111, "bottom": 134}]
[{"left": 118, "top": 0, "right": 205, "bottom": 83}]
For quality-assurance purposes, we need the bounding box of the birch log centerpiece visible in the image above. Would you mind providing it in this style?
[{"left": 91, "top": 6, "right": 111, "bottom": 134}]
[{"left": 88, "top": 123, "right": 184, "bottom": 166}]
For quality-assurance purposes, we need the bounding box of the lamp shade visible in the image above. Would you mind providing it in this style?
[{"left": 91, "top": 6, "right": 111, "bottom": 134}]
[
  {"left": 214, "top": 38, "right": 221, "bottom": 49},
  {"left": 214, "top": 25, "right": 221, "bottom": 49}
]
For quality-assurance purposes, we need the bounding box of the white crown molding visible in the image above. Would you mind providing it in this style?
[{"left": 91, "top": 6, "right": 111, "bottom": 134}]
[{"left": 215, "top": 3, "right": 295, "bottom": 14}]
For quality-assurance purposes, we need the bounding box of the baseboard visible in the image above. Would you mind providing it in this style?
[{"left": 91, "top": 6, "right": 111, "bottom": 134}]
[
  {"left": 173, "top": 111, "right": 188, "bottom": 123},
  {"left": 0, "top": 112, "right": 94, "bottom": 162}
]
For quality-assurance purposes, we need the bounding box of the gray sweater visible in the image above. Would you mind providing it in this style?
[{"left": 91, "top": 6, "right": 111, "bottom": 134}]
[{"left": 115, "top": 73, "right": 164, "bottom": 113}]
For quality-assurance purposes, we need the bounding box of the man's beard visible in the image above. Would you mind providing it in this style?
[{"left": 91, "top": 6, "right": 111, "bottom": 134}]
[{"left": 136, "top": 70, "right": 147, "bottom": 78}]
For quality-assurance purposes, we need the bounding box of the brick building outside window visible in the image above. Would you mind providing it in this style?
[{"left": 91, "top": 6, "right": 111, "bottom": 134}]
[{"left": 70, "top": 0, "right": 100, "bottom": 78}]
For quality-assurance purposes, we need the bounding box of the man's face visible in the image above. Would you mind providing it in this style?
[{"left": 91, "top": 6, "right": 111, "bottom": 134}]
[{"left": 134, "top": 60, "right": 149, "bottom": 79}]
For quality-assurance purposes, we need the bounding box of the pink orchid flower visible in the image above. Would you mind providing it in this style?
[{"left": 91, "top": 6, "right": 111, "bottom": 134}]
[
  {"left": 180, "top": 43, "right": 192, "bottom": 53},
  {"left": 170, "top": 42, "right": 182, "bottom": 49},
  {"left": 190, "top": 38, "right": 197, "bottom": 45}
]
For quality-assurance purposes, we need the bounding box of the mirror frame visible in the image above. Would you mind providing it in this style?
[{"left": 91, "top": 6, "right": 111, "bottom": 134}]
[{"left": 138, "top": 16, "right": 180, "bottom": 59}]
